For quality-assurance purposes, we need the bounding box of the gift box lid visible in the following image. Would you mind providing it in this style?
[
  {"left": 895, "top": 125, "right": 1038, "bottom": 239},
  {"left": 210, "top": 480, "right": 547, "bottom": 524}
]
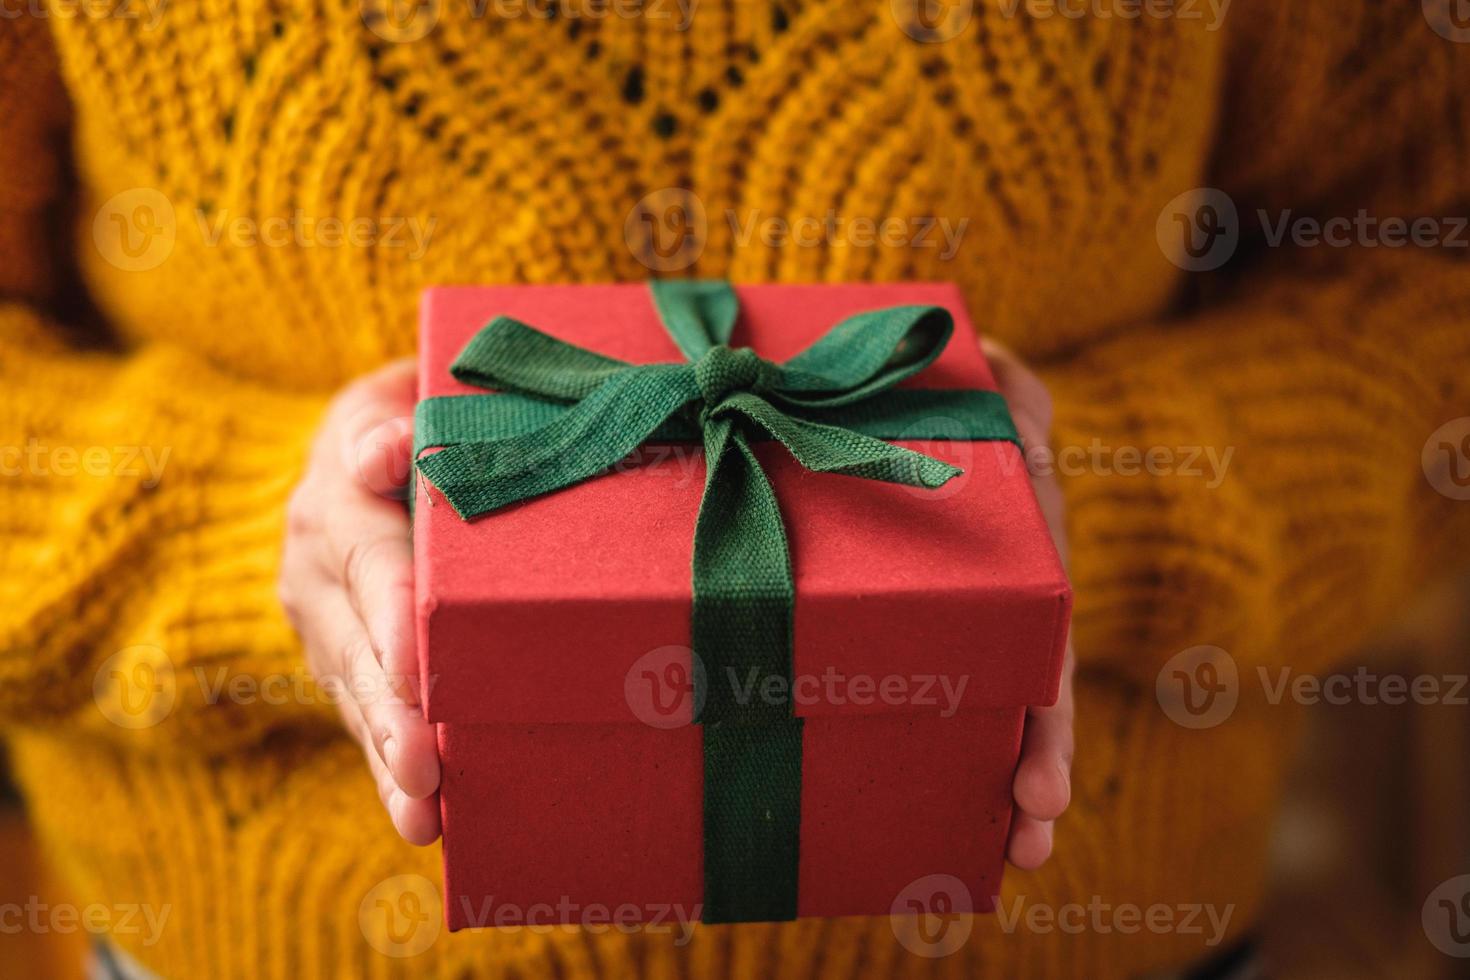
[{"left": 414, "top": 283, "right": 1070, "bottom": 726}]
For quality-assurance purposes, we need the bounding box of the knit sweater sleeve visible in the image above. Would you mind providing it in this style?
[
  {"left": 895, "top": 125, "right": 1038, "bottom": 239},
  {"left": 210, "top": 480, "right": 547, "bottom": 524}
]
[
  {"left": 0, "top": 22, "right": 331, "bottom": 750},
  {"left": 1051, "top": 2, "right": 1470, "bottom": 683}
]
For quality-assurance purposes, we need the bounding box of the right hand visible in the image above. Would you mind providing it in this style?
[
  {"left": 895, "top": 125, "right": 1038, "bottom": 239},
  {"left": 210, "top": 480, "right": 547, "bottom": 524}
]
[{"left": 278, "top": 359, "right": 441, "bottom": 845}]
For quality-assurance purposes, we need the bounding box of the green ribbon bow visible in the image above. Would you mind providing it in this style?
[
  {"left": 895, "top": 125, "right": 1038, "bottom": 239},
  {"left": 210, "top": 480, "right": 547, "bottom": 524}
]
[{"left": 414, "top": 280, "right": 1019, "bottom": 924}]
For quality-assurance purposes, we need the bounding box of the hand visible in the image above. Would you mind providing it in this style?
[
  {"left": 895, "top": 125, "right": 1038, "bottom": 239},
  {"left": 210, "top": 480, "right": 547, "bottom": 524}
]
[
  {"left": 276, "top": 350, "right": 1073, "bottom": 859},
  {"left": 278, "top": 359, "right": 441, "bottom": 845},
  {"left": 983, "top": 339, "right": 1076, "bottom": 871}
]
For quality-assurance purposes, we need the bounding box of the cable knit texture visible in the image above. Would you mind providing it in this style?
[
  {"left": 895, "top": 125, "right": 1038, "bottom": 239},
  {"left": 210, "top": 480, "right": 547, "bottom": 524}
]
[{"left": 2, "top": 1, "right": 1468, "bottom": 977}]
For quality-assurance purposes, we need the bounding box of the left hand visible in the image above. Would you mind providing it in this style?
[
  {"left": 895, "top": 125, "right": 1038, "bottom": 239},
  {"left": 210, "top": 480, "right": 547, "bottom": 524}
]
[
  {"left": 278, "top": 360, "right": 441, "bottom": 845},
  {"left": 983, "top": 339, "right": 1076, "bottom": 870}
]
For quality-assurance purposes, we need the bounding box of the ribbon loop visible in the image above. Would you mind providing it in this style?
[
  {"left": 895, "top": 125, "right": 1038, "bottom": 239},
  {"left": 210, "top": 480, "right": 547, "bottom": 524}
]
[
  {"left": 771, "top": 304, "right": 955, "bottom": 408},
  {"left": 649, "top": 278, "right": 741, "bottom": 358},
  {"left": 451, "top": 315, "right": 632, "bottom": 402}
]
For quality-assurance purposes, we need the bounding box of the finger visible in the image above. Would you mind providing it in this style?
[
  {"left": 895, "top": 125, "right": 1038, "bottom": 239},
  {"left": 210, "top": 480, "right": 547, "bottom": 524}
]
[
  {"left": 319, "top": 486, "right": 416, "bottom": 694},
  {"left": 341, "top": 694, "right": 442, "bottom": 846},
  {"left": 320, "top": 373, "right": 418, "bottom": 688},
  {"left": 331, "top": 359, "right": 418, "bottom": 449},
  {"left": 983, "top": 338, "right": 1075, "bottom": 870},
  {"left": 354, "top": 414, "right": 416, "bottom": 500},
  {"left": 981, "top": 338, "right": 1069, "bottom": 565},
  {"left": 981, "top": 338, "right": 1052, "bottom": 437},
  {"left": 1014, "top": 697, "right": 1074, "bottom": 823},
  {"left": 299, "top": 586, "right": 437, "bottom": 802},
  {"left": 326, "top": 358, "right": 417, "bottom": 500},
  {"left": 347, "top": 619, "right": 441, "bottom": 801},
  {"left": 1017, "top": 631, "right": 1075, "bottom": 801},
  {"left": 1006, "top": 813, "right": 1054, "bottom": 871}
]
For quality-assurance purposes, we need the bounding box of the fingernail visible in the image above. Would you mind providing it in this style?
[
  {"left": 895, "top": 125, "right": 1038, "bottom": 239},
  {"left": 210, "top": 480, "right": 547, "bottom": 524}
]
[
  {"left": 382, "top": 731, "right": 400, "bottom": 774},
  {"left": 387, "top": 788, "right": 409, "bottom": 830}
]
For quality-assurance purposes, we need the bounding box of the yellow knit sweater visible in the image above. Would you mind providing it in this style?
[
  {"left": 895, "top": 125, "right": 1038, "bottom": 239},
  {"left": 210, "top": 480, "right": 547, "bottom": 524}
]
[{"left": 2, "top": 2, "right": 1467, "bottom": 976}]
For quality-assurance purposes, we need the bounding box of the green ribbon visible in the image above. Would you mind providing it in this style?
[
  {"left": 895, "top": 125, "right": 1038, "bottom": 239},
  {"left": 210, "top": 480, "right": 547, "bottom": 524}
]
[{"left": 414, "top": 280, "right": 1019, "bottom": 924}]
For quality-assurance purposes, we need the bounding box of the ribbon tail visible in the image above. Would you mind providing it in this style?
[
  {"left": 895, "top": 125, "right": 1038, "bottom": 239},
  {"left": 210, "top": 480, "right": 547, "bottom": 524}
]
[
  {"left": 692, "top": 421, "right": 803, "bottom": 923},
  {"left": 802, "top": 388, "right": 1021, "bottom": 444},
  {"left": 716, "top": 393, "right": 964, "bottom": 489}
]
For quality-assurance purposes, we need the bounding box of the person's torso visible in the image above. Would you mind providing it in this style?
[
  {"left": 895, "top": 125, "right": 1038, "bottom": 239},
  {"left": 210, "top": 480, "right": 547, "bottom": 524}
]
[{"left": 57, "top": 0, "right": 1226, "bottom": 388}]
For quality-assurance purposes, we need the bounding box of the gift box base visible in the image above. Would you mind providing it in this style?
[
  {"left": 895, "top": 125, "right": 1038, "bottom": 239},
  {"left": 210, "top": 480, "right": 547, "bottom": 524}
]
[{"left": 439, "top": 708, "right": 1020, "bottom": 930}]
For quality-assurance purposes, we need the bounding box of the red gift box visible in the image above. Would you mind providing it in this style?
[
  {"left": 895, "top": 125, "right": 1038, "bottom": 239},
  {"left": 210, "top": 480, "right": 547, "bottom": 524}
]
[{"left": 413, "top": 283, "right": 1070, "bottom": 931}]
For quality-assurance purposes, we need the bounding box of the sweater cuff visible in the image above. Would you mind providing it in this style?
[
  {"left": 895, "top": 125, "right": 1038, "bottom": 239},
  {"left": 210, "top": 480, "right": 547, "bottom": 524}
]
[{"left": 1, "top": 321, "right": 332, "bottom": 749}]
